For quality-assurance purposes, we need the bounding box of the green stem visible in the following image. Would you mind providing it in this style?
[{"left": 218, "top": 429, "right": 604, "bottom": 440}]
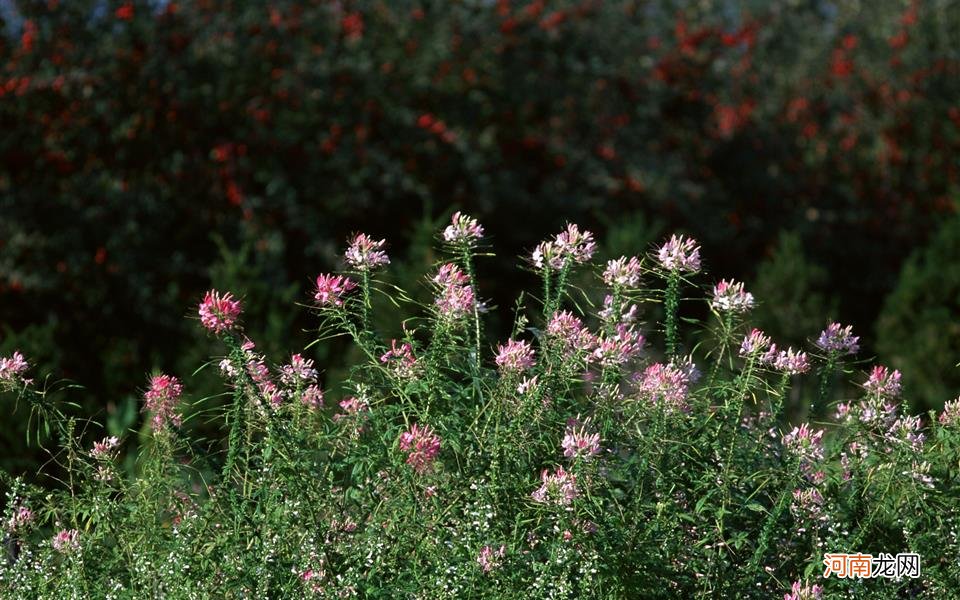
[{"left": 664, "top": 271, "right": 681, "bottom": 359}]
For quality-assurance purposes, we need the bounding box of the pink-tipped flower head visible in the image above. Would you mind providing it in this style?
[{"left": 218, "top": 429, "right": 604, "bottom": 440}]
[
  {"left": 590, "top": 325, "right": 644, "bottom": 369},
  {"left": 598, "top": 294, "right": 639, "bottom": 326},
  {"left": 398, "top": 423, "right": 441, "bottom": 473},
  {"left": 863, "top": 365, "right": 902, "bottom": 398},
  {"left": 198, "top": 290, "right": 242, "bottom": 333},
  {"left": 602, "top": 256, "right": 642, "bottom": 288},
  {"left": 739, "top": 328, "right": 772, "bottom": 357},
  {"left": 531, "top": 466, "right": 578, "bottom": 506},
  {"left": 443, "top": 211, "right": 484, "bottom": 245},
  {"left": 279, "top": 353, "right": 318, "bottom": 387},
  {"left": 143, "top": 374, "right": 184, "bottom": 430},
  {"left": 815, "top": 322, "right": 859, "bottom": 356},
  {"left": 532, "top": 224, "right": 596, "bottom": 271},
  {"left": 301, "top": 385, "right": 324, "bottom": 410},
  {"left": 52, "top": 529, "right": 80, "bottom": 553},
  {"left": 546, "top": 311, "right": 596, "bottom": 356},
  {"left": 344, "top": 233, "right": 390, "bottom": 271},
  {"left": 7, "top": 505, "right": 33, "bottom": 532},
  {"left": 561, "top": 422, "right": 601, "bottom": 460},
  {"left": 380, "top": 340, "right": 418, "bottom": 378},
  {"left": 0, "top": 351, "right": 29, "bottom": 385},
  {"left": 314, "top": 274, "right": 357, "bottom": 307},
  {"left": 476, "top": 544, "right": 506, "bottom": 573},
  {"left": 636, "top": 362, "right": 691, "bottom": 413},
  {"left": 495, "top": 339, "right": 536, "bottom": 373},
  {"left": 771, "top": 347, "right": 811, "bottom": 375},
  {"left": 784, "top": 580, "right": 824, "bottom": 600},
  {"left": 433, "top": 263, "right": 469, "bottom": 288},
  {"left": 782, "top": 423, "right": 825, "bottom": 465},
  {"left": 433, "top": 263, "right": 475, "bottom": 321},
  {"left": 711, "top": 279, "right": 755, "bottom": 314},
  {"left": 656, "top": 234, "right": 701, "bottom": 273},
  {"left": 91, "top": 436, "right": 120, "bottom": 460},
  {"left": 888, "top": 415, "right": 925, "bottom": 451},
  {"left": 939, "top": 397, "right": 960, "bottom": 427}
]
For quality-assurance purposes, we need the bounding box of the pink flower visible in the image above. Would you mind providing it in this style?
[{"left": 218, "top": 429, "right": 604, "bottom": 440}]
[
  {"left": 6, "top": 505, "right": 33, "bottom": 532},
  {"left": 432, "top": 263, "right": 476, "bottom": 321},
  {"left": 561, "top": 423, "right": 601, "bottom": 459},
  {"left": 636, "top": 362, "right": 690, "bottom": 413},
  {"left": 815, "top": 322, "right": 859, "bottom": 355},
  {"left": 790, "top": 487, "right": 826, "bottom": 527},
  {"left": 939, "top": 397, "right": 960, "bottom": 426},
  {"left": 91, "top": 436, "right": 120, "bottom": 460},
  {"left": 443, "top": 211, "right": 484, "bottom": 245},
  {"left": 602, "top": 256, "right": 642, "bottom": 287},
  {"left": 531, "top": 466, "right": 578, "bottom": 505},
  {"left": 51, "top": 529, "right": 79, "bottom": 553},
  {"left": 198, "top": 290, "right": 242, "bottom": 333},
  {"left": 771, "top": 347, "right": 811, "bottom": 375},
  {"left": 546, "top": 311, "right": 596, "bottom": 356},
  {"left": 279, "top": 353, "right": 318, "bottom": 387},
  {"left": 784, "top": 580, "right": 823, "bottom": 600},
  {"left": 301, "top": 384, "right": 324, "bottom": 409},
  {"left": 495, "top": 339, "right": 536, "bottom": 373},
  {"left": 739, "top": 328, "right": 771, "bottom": 357},
  {"left": 143, "top": 374, "right": 184, "bottom": 430},
  {"left": 398, "top": 423, "right": 441, "bottom": 473},
  {"left": 314, "top": 274, "right": 357, "bottom": 307},
  {"left": 598, "top": 294, "right": 638, "bottom": 326},
  {"left": 433, "top": 263, "right": 469, "bottom": 287},
  {"left": 344, "top": 233, "right": 390, "bottom": 271},
  {"left": 710, "top": 279, "right": 755, "bottom": 313},
  {"left": 590, "top": 325, "right": 644, "bottom": 368},
  {"left": 476, "top": 544, "right": 506, "bottom": 573},
  {"left": 863, "top": 365, "right": 902, "bottom": 398},
  {"left": 656, "top": 234, "right": 701, "bottom": 273},
  {"left": 0, "top": 351, "right": 29, "bottom": 384},
  {"left": 380, "top": 340, "right": 418, "bottom": 378},
  {"left": 531, "top": 224, "right": 596, "bottom": 270},
  {"left": 782, "top": 423, "right": 825, "bottom": 464},
  {"left": 888, "top": 415, "right": 925, "bottom": 451}
]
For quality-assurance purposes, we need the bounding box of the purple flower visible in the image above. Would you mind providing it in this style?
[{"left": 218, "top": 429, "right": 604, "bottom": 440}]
[
  {"left": 531, "top": 466, "right": 578, "bottom": 506},
  {"left": 495, "top": 339, "right": 536, "bottom": 373},
  {"left": 739, "top": 328, "right": 772, "bottom": 357},
  {"left": 815, "top": 322, "right": 859, "bottom": 356},
  {"left": 636, "top": 362, "right": 690, "bottom": 413},
  {"left": 561, "top": 422, "right": 601, "bottom": 460},
  {"left": 771, "top": 347, "right": 811, "bottom": 375},
  {"left": 279, "top": 353, "right": 319, "bottom": 387},
  {"left": 344, "top": 233, "right": 390, "bottom": 271},
  {"left": 198, "top": 290, "right": 242, "bottom": 333},
  {"left": 590, "top": 325, "right": 643, "bottom": 369},
  {"left": 398, "top": 423, "right": 441, "bottom": 473},
  {"left": 939, "top": 397, "right": 960, "bottom": 426},
  {"left": 863, "top": 365, "right": 902, "bottom": 398},
  {"left": 476, "top": 544, "right": 506, "bottom": 573},
  {"left": 380, "top": 340, "right": 418, "bottom": 378},
  {"left": 546, "top": 311, "right": 596, "bottom": 356},
  {"left": 143, "top": 374, "right": 184, "bottom": 430},
  {"left": 0, "top": 351, "right": 29, "bottom": 385},
  {"left": 443, "top": 211, "right": 484, "bottom": 245},
  {"left": 656, "top": 234, "right": 701, "bottom": 273},
  {"left": 888, "top": 415, "right": 925, "bottom": 451},
  {"left": 314, "top": 274, "right": 357, "bottom": 307},
  {"left": 602, "top": 256, "right": 642, "bottom": 287},
  {"left": 433, "top": 263, "right": 475, "bottom": 321},
  {"left": 710, "top": 279, "right": 755, "bottom": 313},
  {"left": 531, "top": 224, "right": 596, "bottom": 270},
  {"left": 784, "top": 580, "right": 823, "bottom": 600}
]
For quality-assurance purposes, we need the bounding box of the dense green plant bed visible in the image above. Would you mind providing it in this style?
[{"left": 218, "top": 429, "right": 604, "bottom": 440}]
[{"left": 1, "top": 215, "right": 958, "bottom": 598}]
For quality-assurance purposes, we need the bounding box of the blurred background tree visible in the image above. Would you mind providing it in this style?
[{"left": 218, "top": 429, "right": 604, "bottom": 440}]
[{"left": 0, "top": 0, "right": 958, "bottom": 474}]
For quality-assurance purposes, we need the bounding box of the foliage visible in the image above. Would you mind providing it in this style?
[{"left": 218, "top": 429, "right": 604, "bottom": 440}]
[{"left": 1, "top": 219, "right": 957, "bottom": 598}]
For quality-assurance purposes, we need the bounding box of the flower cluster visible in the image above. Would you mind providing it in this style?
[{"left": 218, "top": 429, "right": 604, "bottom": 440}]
[
  {"left": 888, "top": 415, "right": 925, "bottom": 451},
  {"left": 531, "top": 223, "right": 596, "bottom": 270},
  {"left": 443, "top": 211, "right": 484, "bottom": 245},
  {"left": 531, "top": 466, "right": 578, "bottom": 506},
  {"left": 590, "top": 325, "right": 643, "bottom": 369},
  {"left": 476, "top": 544, "right": 506, "bottom": 573},
  {"left": 314, "top": 274, "right": 357, "bottom": 307},
  {"left": 939, "top": 397, "right": 960, "bottom": 426},
  {"left": 782, "top": 423, "right": 825, "bottom": 466},
  {"left": 90, "top": 436, "right": 120, "bottom": 460},
  {"left": 767, "top": 346, "right": 811, "bottom": 375},
  {"left": 143, "top": 374, "right": 184, "bottom": 430},
  {"left": 398, "top": 424, "right": 441, "bottom": 474},
  {"left": 6, "top": 505, "right": 33, "bottom": 533},
  {"left": 863, "top": 365, "right": 902, "bottom": 398},
  {"left": 495, "top": 339, "right": 536, "bottom": 373},
  {"left": 710, "top": 279, "right": 755, "bottom": 314},
  {"left": 198, "top": 290, "right": 242, "bottom": 334},
  {"left": 344, "top": 233, "right": 390, "bottom": 271},
  {"left": 739, "top": 328, "right": 772, "bottom": 357},
  {"left": 380, "top": 340, "right": 418, "bottom": 378},
  {"left": 51, "top": 529, "right": 79, "bottom": 554},
  {"left": 0, "top": 351, "right": 29, "bottom": 386},
  {"left": 784, "top": 580, "right": 823, "bottom": 600},
  {"left": 636, "top": 362, "right": 691, "bottom": 413},
  {"left": 546, "top": 311, "right": 596, "bottom": 357},
  {"left": 279, "top": 353, "right": 319, "bottom": 388},
  {"left": 602, "top": 256, "right": 642, "bottom": 288},
  {"left": 238, "top": 339, "right": 283, "bottom": 407},
  {"left": 598, "top": 294, "right": 639, "bottom": 326},
  {"left": 815, "top": 322, "right": 859, "bottom": 356},
  {"left": 790, "top": 487, "right": 826, "bottom": 530},
  {"left": 561, "top": 420, "right": 601, "bottom": 460},
  {"left": 656, "top": 234, "right": 701, "bottom": 273},
  {"left": 433, "top": 263, "right": 475, "bottom": 321}
]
